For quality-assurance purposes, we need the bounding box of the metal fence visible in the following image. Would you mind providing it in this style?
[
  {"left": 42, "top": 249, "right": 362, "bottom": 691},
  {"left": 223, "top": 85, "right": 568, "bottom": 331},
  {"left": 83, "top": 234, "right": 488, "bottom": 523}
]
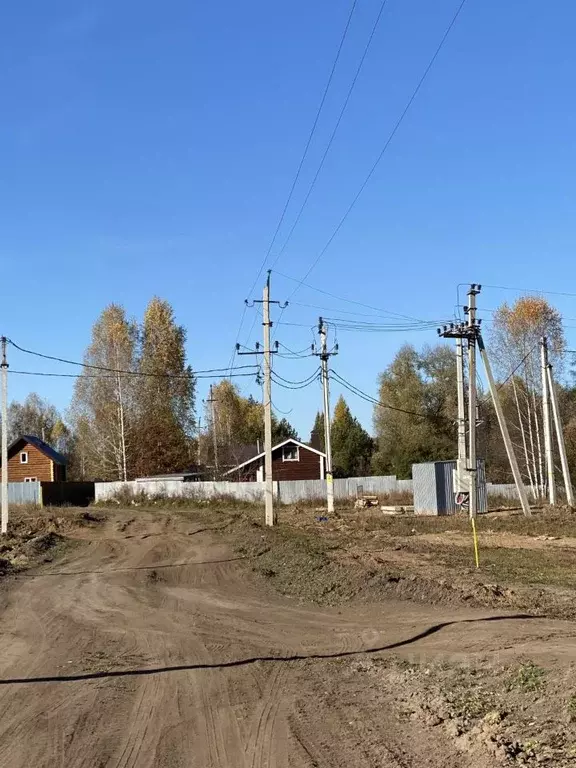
[
  {"left": 8, "top": 482, "right": 41, "bottom": 506},
  {"left": 96, "top": 475, "right": 403, "bottom": 505},
  {"left": 94, "top": 477, "right": 526, "bottom": 506}
]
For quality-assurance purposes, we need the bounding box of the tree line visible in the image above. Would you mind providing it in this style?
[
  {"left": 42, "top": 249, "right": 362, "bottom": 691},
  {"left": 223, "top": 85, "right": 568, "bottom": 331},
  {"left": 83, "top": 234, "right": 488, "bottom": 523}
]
[{"left": 7, "top": 295, "right": 576, "bottom": 485}]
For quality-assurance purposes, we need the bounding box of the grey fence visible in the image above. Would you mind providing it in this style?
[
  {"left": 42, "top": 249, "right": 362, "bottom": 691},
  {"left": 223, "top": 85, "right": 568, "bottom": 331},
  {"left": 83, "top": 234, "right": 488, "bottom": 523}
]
[
  {"left": 8, "top": 482, "right": 41, "bottom": 506},
  {"left": 95, "top": 477, "right": 528, "bottom": 506},
  {"left": 96, "top": 475, "right": 403, "bottom": 505},
  {"left": 486, "top": 483, "right": 533, "bottom": 500},
  {"left": 95, "top": 479, "right": 266, "bottom": 503}
]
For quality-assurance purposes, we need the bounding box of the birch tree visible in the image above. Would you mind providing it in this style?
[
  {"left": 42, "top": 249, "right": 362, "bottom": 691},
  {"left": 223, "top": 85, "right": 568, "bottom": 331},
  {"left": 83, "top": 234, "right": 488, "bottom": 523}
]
[
  {"left": 70, "top": 305, "right": 138, "bottom": 480},
  {"left": 491, "top": 297, "right": 564, "bottom": 497}
]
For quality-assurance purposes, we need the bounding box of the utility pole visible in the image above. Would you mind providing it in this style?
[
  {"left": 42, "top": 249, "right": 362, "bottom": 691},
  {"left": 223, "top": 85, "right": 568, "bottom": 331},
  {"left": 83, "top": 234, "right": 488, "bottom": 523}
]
[
  {"left": 237, "top": 271, "right": 286, "bottom": 526},
  {"left": 439, "top": 284, "right": 531, "bottom": 517},
  {"left": 540, "top": 337, "right": 556, "bottom": 505},
  {"left": 206, "top": 385, "right": 219, "bottom": 477},
  {"left": 316, "top": 318, "right": 338, "bottom": 514},
  {"left": 455, "top": 336, "right": 467, "bottom": 494},
  {"left": 262, "top": 273, "right": 275, "bottom": 526},
  {"left": 466, "top": 286, "right": 479, "bottom": 519},
  {"left": 1, "top": 338, "right": 8, "bottom": 535},
  {"left": 547, "top": 363, "right": 574, "bottom": 507}
]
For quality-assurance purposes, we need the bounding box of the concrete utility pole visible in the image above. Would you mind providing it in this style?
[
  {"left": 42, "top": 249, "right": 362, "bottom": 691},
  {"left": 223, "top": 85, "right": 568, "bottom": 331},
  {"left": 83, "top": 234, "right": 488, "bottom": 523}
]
[
  {"left": 455, "top": 336, "right": 467, "bottom": 493},
  {"left": 262, "top": 273, "right": 275, "bottom": 526},
  {"left": 1, "top": 337, "right": 8, "bottom": 535},
  {"left": 317, "top": 318, "right": 337, "bottom": 514},
  {"left": 477, "top": 334, "right": 531, "bottom": 516},
  {"left": 540, "top": 337, "right": 556, "bottom": 505},
  {"left": 439, "top": 284, "right": 530, "bottom": 517},
  {"left": 547, "top": 363, "right": 574, "bottom": 507},
  {"left": 237, "top": 271, "right": 286, "bottom": 526},
  {"left": 466, "top": 286, "right": 479, "bottom": 519},
  {"left": 207, "top": 385, "right": 219, "bottom": 477}
]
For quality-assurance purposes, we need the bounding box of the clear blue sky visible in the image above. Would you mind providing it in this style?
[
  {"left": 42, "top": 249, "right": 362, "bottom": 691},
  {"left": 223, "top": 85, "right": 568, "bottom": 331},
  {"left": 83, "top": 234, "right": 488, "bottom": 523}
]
[{"left": 2, "top": 0, "right": 576, "bottom": 438}]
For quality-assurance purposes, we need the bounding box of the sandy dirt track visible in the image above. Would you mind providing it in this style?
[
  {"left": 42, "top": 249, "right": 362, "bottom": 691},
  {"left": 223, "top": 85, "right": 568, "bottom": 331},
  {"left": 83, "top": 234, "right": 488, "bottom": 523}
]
[{"left": 0, "top": 508, "right": 574, "bottom": 767}]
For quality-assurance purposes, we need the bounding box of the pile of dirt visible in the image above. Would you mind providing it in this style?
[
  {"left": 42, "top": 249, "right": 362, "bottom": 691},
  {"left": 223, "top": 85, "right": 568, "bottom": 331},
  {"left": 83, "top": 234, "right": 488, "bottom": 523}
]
[
  {"left": 217, "top": 506, "right": 576, "bottom": 619},
  {"left": 0, "top": 508, "right": 107, "bottom": 575},
  {"left": 346, "top": 655, "right": 576, "bottom": 765}
]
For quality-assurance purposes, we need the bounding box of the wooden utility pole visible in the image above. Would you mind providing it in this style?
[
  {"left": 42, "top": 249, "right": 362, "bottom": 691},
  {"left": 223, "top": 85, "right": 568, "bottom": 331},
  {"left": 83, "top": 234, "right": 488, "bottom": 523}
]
[
  {"left": 466, "top": 286, "right": 479, "bottom": 519},
  {"left": 317, "top": 318, "right": 337, "bottom": 514},
  {"left": 547, "top": 363, "right": 574, "bottom": 507},
  {"left": 540, "top": 337, "right": 556, "bottom": 504},
  {"left": 1, "top": 338, "right": 8, "bottom": 534}
]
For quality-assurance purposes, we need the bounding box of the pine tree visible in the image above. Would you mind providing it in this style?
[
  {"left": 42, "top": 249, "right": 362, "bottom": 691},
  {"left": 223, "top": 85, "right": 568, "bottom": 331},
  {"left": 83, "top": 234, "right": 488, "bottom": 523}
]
[
  {"left": 331, "top": 396, "right": 373, "bottom": 477},
  {"left": 309, "top": 411, "right": 325, "bottom": 452},
  {"left": 133, "top": 298, "right": 196, "bottom": 476}
]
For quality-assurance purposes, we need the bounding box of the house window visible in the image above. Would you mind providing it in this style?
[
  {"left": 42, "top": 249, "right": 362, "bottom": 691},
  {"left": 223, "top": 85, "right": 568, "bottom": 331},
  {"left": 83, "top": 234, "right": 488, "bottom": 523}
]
[
  {"left": 20, "top": 452, "right": 28, "bottom": 464},
  {"left": 24, "top": 477, "right": 37, "bottom": 483},
  {"left": 282, "top": 444, "right": 299, "bottom": 462}
]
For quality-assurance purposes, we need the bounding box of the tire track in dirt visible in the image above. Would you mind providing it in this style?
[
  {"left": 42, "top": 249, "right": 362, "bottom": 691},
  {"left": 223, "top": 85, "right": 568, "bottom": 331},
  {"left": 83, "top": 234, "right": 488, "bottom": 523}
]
[
  {"left": 245, "top": 665, "right": 290, "bottom": 768},
  {"left": 0, "top": 508, "right": 575, "bottom": 767}
]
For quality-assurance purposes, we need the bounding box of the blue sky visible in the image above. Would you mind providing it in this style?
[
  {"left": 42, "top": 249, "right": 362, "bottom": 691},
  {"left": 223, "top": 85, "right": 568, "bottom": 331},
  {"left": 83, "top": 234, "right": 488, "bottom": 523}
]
[{"left": 2, "top": 0, "right": 576, "bottom": 437}]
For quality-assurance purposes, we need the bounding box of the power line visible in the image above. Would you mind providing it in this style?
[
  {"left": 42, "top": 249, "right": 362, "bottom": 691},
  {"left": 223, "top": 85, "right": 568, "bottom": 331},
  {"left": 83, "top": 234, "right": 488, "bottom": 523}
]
[
  {"left": 272, "top": 368, "right": 321, "bottom": 386},
  {"left": 273, "top": 269, "right": 428, "bottom": 322},
  {"left": 9, "top": 370, "right": 259, "bottom": 381},
  {"left": 324, "top": 316, "right": 449, "bottom": 332},
  {"left": 271, "top": 371, "right": 321, "bottom": 390},
  {"left": 331, "top": 370, "right": 430, "bottom": 418},
  {"left": 284, "top": 0, "right": 470, "bottom": 301},
  {"left": 7, "top": 340, "right": 258, "bottom": 378},
  {"left": 269, "top": 0, "right": 390, "bottom": 269},
  {"left": 229, "top": 0, "right": 360, "bottom": 364}
]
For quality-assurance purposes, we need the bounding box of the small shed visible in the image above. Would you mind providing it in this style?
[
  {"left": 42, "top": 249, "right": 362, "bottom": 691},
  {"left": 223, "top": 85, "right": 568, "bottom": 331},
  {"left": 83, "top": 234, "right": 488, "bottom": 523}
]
[{"left": 412, "top": 460, "right": 487, "bottom": 516}]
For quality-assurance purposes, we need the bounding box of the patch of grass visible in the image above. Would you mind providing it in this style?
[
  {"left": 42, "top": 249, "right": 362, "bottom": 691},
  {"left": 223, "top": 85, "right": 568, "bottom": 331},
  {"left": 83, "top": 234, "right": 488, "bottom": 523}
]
[{"left": 509, "top": 662, "right": 546, "bottom": 693}]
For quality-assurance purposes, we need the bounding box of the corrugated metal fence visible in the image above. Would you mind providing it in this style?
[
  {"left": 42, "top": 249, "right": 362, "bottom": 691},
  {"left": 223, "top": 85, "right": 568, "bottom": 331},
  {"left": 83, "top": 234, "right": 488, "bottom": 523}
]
[
  {"left": 96, "top": 475, "right": 408, "bottom": 505},
  {"left": 95, "top": 477, "right": 525, "bottom": 506},
  {"left": 8, "top": 482, "right": 41, "bottom": 506}
]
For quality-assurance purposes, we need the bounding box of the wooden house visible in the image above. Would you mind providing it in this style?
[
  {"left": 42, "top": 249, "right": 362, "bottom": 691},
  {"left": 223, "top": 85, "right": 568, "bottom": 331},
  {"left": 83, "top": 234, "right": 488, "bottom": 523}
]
[
  {"left": 224, "top": 438, "right": 326, "bottom": 482},
  {"left": 3, "top": 435, "right": 67, "bottom": 483}
]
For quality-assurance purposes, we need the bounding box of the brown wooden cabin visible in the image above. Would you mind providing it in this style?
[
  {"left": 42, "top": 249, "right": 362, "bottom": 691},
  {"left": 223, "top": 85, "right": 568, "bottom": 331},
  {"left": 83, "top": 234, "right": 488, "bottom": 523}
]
[
  {"left": 224, "top": 438, "right": 326, "bottom": 482},
  {"left": 3, "top": 435, "right": 67, "bottom": 483}
]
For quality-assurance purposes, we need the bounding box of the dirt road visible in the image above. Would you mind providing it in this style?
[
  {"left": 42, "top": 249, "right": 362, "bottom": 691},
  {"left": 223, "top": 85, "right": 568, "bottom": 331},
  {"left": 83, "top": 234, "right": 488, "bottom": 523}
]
[{"left": 0, "top": 508, "right": 574, "bottom": 767}]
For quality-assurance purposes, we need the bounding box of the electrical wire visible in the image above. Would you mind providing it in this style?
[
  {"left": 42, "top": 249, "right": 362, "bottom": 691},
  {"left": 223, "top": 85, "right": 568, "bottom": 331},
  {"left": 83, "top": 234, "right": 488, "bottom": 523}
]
[
  {"left": 330, "top": 370, "right": 431, "bottom": 418},
  {"left": 271, "top": 400, "right": 294, "bottom": 416},
  {"left": 7, "top": 339, "right": 259, "bottom": 379},
  {"left": 269, "top": 0, "right": 390, "bottom": 269},
  {"left": 494, "top": 342, "right": 541, "bottom": 392},
  {"left": 277, "top": 341, "right": 314, "bottom": 356},
  {"left": 285, "top": 0, "right": 470, "bottom": 300},
  {"left": 273, "top": 270, "right": 428, "bottom": 322},
  {"left": 272, "top": 368, "right": 321, "bottom": 386},
  {"left": 9, "top": 370, "right": 259, "bottom": 381},
  {"left": 271, "top": 372, "right": 321, "bottom": 390},
  {"left": 229, "top": 0, "right": 360, "bottom": 362},
  {"left": 324, "top": 316, "right": 449, "bottom": 332}
]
